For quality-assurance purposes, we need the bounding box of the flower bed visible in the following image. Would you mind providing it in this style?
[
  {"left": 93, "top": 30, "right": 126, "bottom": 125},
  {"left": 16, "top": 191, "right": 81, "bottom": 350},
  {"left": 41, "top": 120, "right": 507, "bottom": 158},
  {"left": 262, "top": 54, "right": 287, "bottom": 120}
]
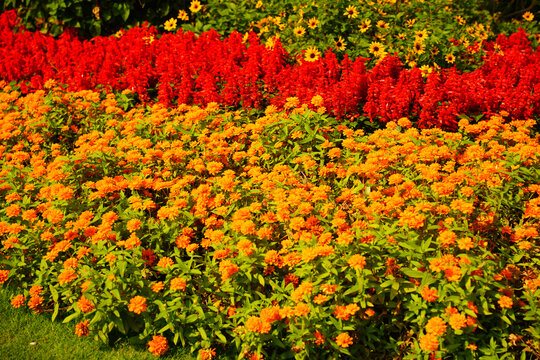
[
  {"left": 0, "top": 10, "right": 539, "bottom": 130},
  {"left": 0, "top": 84, "right": 539, "bottom": 359}
]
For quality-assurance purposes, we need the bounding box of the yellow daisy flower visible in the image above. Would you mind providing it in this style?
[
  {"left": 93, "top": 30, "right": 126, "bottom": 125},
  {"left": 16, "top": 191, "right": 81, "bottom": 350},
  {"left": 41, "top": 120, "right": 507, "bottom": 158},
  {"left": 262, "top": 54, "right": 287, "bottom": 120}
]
[
  {"left": 177, "top": 10, "right": 189, "bottom": 21},
  {"left": 304, "top": 46, "right": 321, "bottom": 62},
  {"left": 293, "top": 26, "right": 306, "bottom": 37},
  {"left": 335, "top": 36, "right": 346, "bottom": 51},
  {"left": 190, "top": 0, "right": 203, "bottom": 13},
  {"left": 164, "top": 18, "right": 177, "bottom": 32},
  {"left": 358, "top": 19, "right": 371, "bottom": 33},
  {"left": 523, "top": 12, "right": 534, "bottom": 22},
  {"left": 307, "top": 17, "right": 319, "bottom": 29},
  {"left": 344, "top": 5, "right": 359, "bottom": 19},
  {"left": 368, "top": 41, "right": 386, "bottom": 57}
]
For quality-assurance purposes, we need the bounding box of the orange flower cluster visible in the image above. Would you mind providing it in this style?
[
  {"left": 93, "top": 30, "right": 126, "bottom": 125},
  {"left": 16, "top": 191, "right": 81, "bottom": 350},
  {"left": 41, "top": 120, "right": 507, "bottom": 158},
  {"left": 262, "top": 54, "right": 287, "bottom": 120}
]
[
  {"left": 0, "top": 87, "right": 538, "bottom": 358},
  {"left": 147, "top": 335, "right": 168, "bottom": 356}
]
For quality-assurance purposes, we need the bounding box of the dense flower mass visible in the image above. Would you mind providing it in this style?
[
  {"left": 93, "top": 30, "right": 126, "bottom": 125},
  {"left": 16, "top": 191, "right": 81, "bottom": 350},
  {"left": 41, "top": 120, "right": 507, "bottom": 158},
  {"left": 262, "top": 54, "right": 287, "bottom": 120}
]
[
  {"left": 0, "top": 1, "right": 539, "bottom": 357},
  {"left": 0, "top": 84, "right": 538, "bottom": 358},
  {"left": 0, "top": 10, "right": 539, "bottom": 130}
]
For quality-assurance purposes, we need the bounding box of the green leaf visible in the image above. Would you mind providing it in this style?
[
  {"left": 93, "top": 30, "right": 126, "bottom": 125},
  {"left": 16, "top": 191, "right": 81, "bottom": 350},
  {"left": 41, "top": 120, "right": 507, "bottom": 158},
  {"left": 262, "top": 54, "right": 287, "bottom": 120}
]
[
  {"left": 62, "top": 311, "right": 80, "bottom": 324},
  {"left": 51, "top": 301, "right": 59, "bottom": 322},
  {"left": 49, "top": 284, "right": 58, "bottom": 302},
  {"left": 401, "top": 268, "right": 426, "bottom": 279}
]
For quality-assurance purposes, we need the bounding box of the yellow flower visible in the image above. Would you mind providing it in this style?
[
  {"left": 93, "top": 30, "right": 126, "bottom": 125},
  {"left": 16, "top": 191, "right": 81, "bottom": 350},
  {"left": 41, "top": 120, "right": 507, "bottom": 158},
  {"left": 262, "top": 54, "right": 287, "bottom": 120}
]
[
  {"left": 358, "top": 19, "right": 371, "bottom": 33},
  {"left": 368, "top": 41, "right": 386, "bottom": 57},
  {"left": 415, "top": 29, "right": 429, "bottom": 42},
  {"left": 307, "top": 17, "right": 319, "bottom": 29},
  {"left": 413, "top": 41, "right": 425, "bottom": 55},
  {"left": 335, "top": 36, "right": 346, "bottom": 51},
  {"left": 344, "top": 5, "right": 359, "bottom": 19},
  {"left": 190, "top": 0, "right": 202, "bottom": 13},
  {"left": 420, "top": 64, "right": 433, "bottom": 77},
  {"left": 311, "top": 94, "right": 324, "bottom": 107},
  {"left": 523, "top": 11, "right": 534, "bottom": 22},
  {"left": 406, "top": 19, "right": 416, "bottom": 27},
  {"left": 256, "top": 0, "right": 263, "bottom": 9},
  {"left": 445, "top": 53, "right": 456, "bottom": 64},
  {"left": 377, "top": 20, "right": 389, "bottom": 29},
  {"left": 304, "top": 46, "right": 321, "bottom": 62},
  {"left": 92, "top": 6, "right": 100, "bottom": 20},
  {"left": 455, "top": 15, "right": 466, "bottom": 25},
  {"left": 293, "top": 26, "right": 306, "bottom": 37},
  {"left": 178, "top": 10, "right": 189, "bottom": 21},
  {"left": 265, "top": 35, "right": 279, "bottom": 49},
  {"left": 164, "top": 18, "right": 177, "bottom": 31}
]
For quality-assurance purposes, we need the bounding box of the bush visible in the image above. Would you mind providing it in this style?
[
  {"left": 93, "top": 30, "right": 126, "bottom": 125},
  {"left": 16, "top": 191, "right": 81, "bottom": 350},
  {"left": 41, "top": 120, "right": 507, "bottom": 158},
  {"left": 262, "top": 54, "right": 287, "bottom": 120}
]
[
  {"left": 0, "top": 84, "right": 539, "bottom": 359},
  {"left": 0, "top": 0, "right": 189, "bottom": 37},
  {"left": 177, "top": 0, "right": 539, "bottom": 69}
]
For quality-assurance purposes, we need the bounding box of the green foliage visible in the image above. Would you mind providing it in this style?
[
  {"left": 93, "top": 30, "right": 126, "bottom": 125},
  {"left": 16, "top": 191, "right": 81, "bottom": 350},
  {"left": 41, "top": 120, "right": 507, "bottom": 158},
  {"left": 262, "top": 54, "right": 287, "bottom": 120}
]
[
  {"left": 0, "top": 0, "right": 189, "bottom": 37},
  {"left": 175, "top": 0, "right": 539, "bottom": 69}
]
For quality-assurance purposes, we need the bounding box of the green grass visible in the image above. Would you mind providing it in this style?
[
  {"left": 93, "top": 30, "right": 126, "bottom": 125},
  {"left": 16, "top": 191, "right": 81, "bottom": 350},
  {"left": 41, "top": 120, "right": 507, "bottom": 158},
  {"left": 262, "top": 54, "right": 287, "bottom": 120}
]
[{"left": 0, "top": 288, "right": 197, "bottom": 360}]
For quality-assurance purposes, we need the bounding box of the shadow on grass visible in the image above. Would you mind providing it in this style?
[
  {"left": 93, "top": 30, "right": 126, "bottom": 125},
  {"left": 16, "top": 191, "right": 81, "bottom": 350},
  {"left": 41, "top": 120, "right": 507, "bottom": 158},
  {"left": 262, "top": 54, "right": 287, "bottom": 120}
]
[{"left": 0, "top": 287, "right": 199, "bottom": 360}]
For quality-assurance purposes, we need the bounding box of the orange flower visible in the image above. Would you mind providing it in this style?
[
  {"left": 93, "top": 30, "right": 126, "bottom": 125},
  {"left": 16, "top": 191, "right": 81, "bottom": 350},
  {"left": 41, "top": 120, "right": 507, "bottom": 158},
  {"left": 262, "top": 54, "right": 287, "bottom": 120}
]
[
  {"left": 335, "top": 332, "right": 353, "bottom": 348},
  {"left": 28, "top": 295, "right": 44, "bottom": 312},
  {"left": 420, "top": 287, "right": 439, "bottom": 302},
  {"left": 450, "top": 199, "right": 474, "bottom": 214},
  {"left": 58, "top": 268, "right": 77, "bottom": 285},
  {"left": 29, "top": 285, "right": 43, "bottom": 297},
  {"left": 320, "top": 284, "right": 337, "bottom": 295},
  {"left": 105, "top": 253, "right": 117, "bottom": 264},
  {"left": 5, "top": 204, "right": 21, "bottom": 217},
  {"left": 147, "top": 335, "right": 168, "bottom": 356},
  {"left": 444, "top": 265, "right": 462, "bottom": 282},
  {"left": 245, "top": 316, "right": 271, "bottom": 334},
  {"left": 75, "top": 320, "right": 90, "bottom": 337},
  {"left": 426, "top": 316, "right": 447, "bottom": 336},
  {"left": 157, "top": 257, "right": 174, "bottom": 268},
  {"left": 313, "top": 330, "right": 325, "bottom": 345},
  {"left": 388, "top": 173, "right": 404, "bottom": 185},
  {"left": 448, "top": 312, "right": 467, "bottom": 330},
  {"left": 327, "top": 147, "right": 342, "bottom": 158},
  {"left": 290, "top": 282, "right": 313, "bottom": 302},
  {"left": 237, "top": 239, "right": 254, "bottom": 255},
  {"left": 457, "top": 237, "right": 475, "bottom": 250},
  {"left": 348, "top": 254, "right": 367, "bottom": 270},
  {"left": 128, "top": 296, "right": 147, "bottom": 314},
  {"left": 170, "top": 277, "right": 187, "bottom": 291},
  {"left": 199, "top": 348, "right": 216, "bottom": 360},
  {"left": 44, "top": 208, "right": 64, "bottom": 224},
  {"left": 151, "top": 281, "right": 165, "bottom": 293},
  {"left": 260, "top": 306, "right": 282, "bottom": 323},
  {"left": 498, "top": 295, "right": 513, "bottom": 309},
  {"left": 126, "top": 219, "right": 142, "bottom": 232},
  {"left": 0, "top": 269, "right": 9, "bottom": 284},
  {"left": 333, "top": 304, "right": 360, "bottom": 321},
  {"left": 293, "top": 302, "right": 310, "bottom": 316},
  {"left": 77, "top": 295, "right": 95, "bottom": 313},
  {"left": 419, "top": 333, "right": 439, "bottom": 352},
  {"left": 206, "top": 161, "right": 223, "bottom": 175},
  {"left": 438, "top": 230, "right": 457, "bottom": 248},
  {"left": 219, "top": 260, "right": 239, "bottom": 281},
  {"left": 11, "top": 294, "right": 25, "bottom": 308},
  {"left": 313, "top": 294, "right": 328, "bottom": 304},
  {"left": 63, "top": 257, "right": 79, "bottom": 269}
]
